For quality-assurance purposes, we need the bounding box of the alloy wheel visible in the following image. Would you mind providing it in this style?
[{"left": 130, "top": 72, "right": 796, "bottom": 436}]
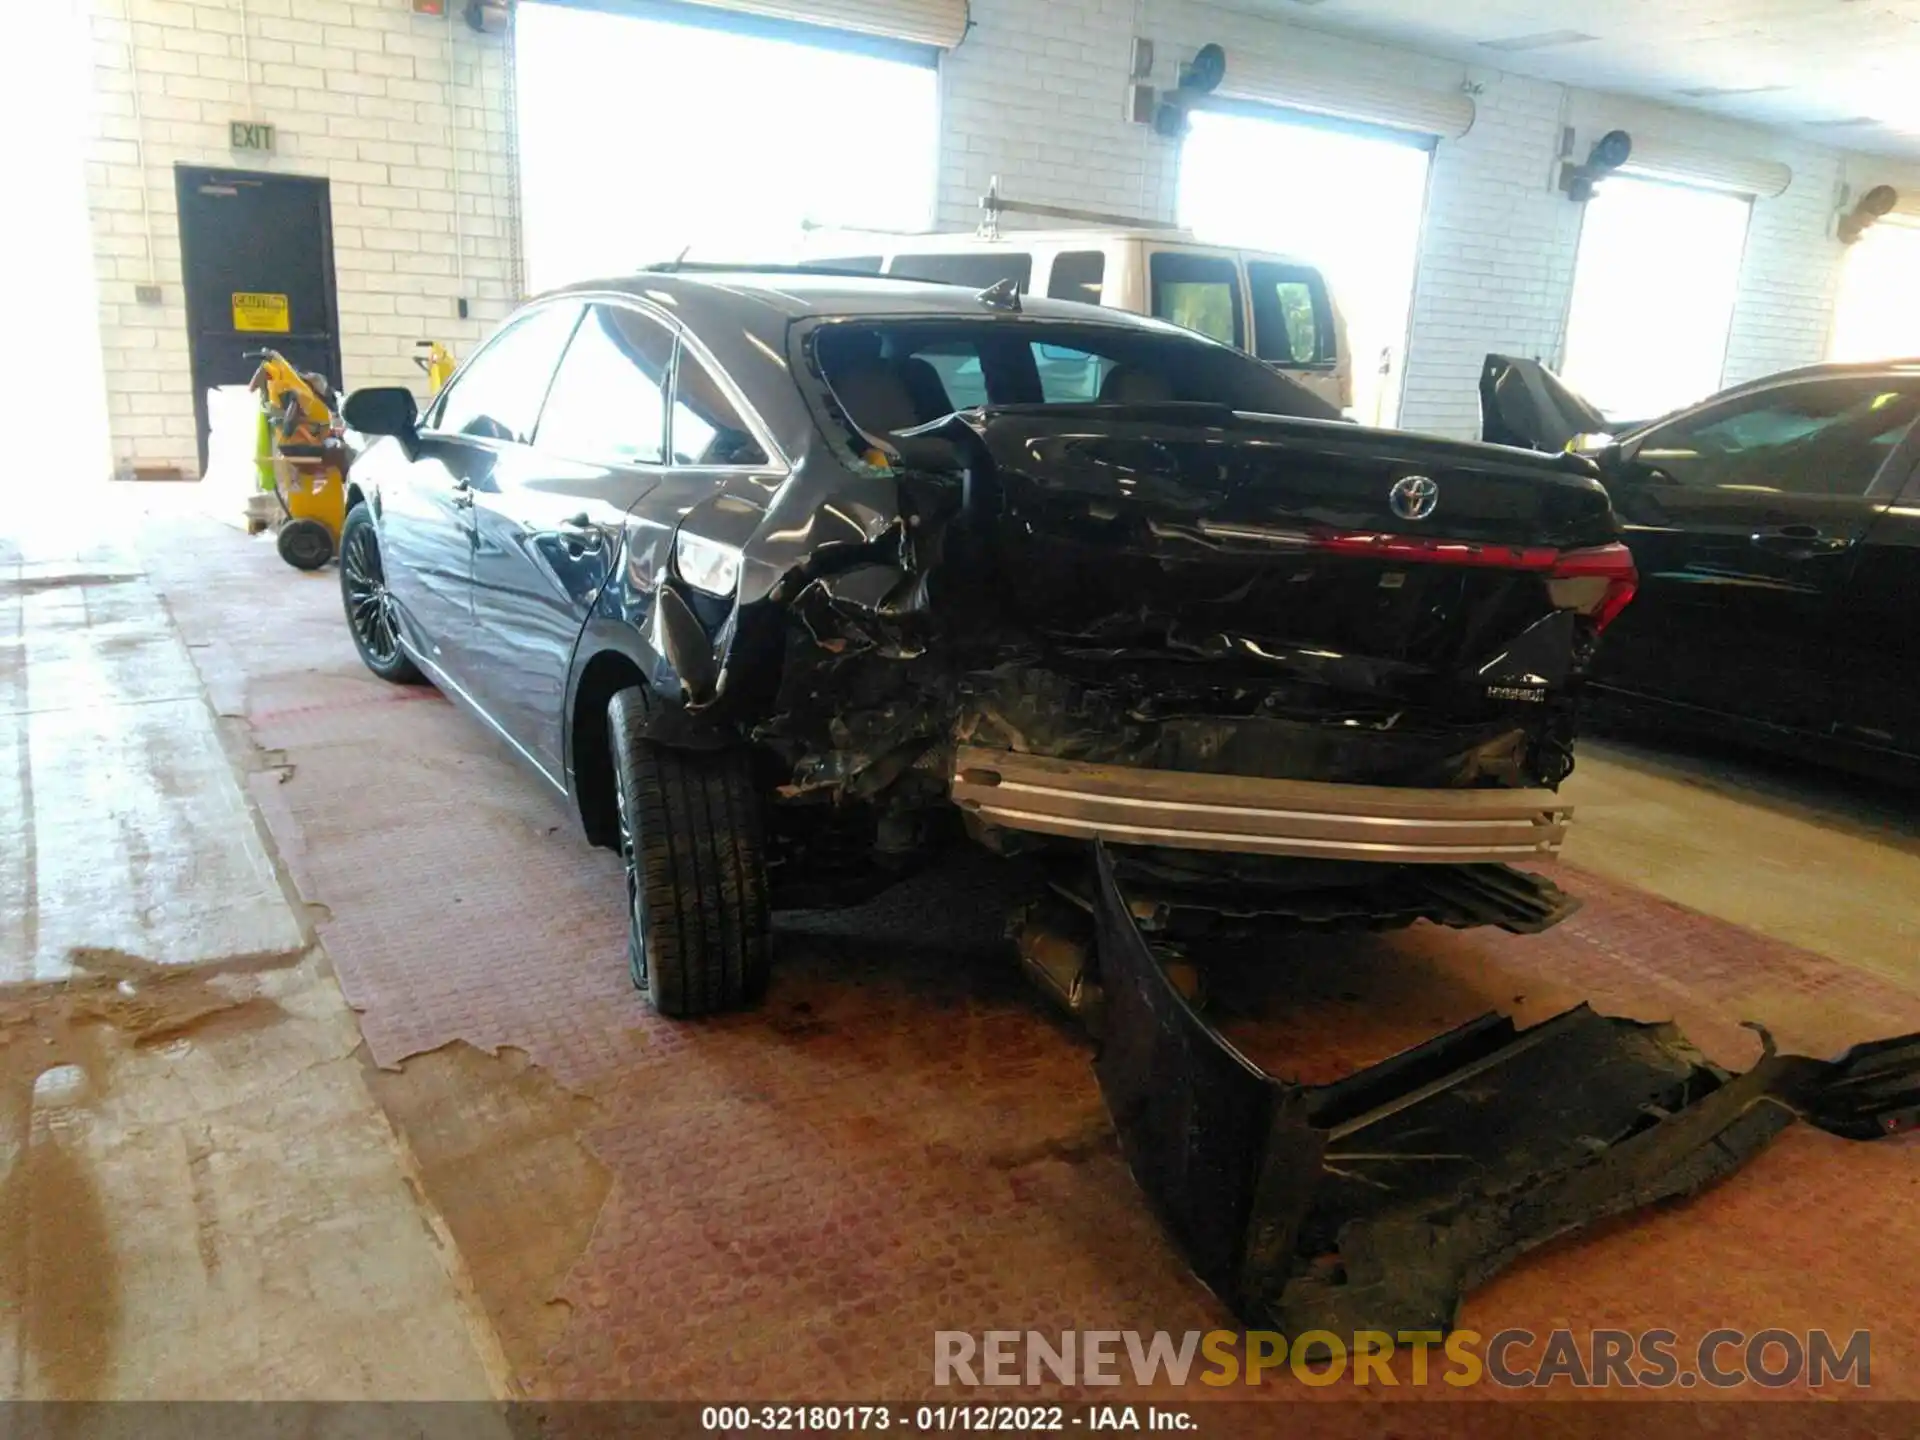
[{"left": 342, "top": 523, "right": 401, "bottom": 665}]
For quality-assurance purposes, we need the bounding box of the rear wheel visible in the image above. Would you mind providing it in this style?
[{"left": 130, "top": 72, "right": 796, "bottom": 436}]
[
  {"left": 608, "top": 687, "right": 771, "bottom": 1017},
  {"left": 340, "top": 503, "right": 423, "bottom": 684}
]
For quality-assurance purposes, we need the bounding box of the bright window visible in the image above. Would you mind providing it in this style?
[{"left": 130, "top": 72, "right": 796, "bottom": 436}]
[
  {"left": 515, "top": 3, "right": 938, "bottom": 291},
  {"left": 1830, "top": 220, "right": 1920, "bottom": 362},
  {"left": 1178, "top": 107, "right": 1432, "bottom": 425},
  {"left": 1560, "top": 176, "right": 1752, "bottom": 423}
]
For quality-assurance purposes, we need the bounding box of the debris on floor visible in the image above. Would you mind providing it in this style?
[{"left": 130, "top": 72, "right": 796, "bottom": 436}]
[{"left": 1089, "top": 841, "right": 1920, "bottom": 1338}]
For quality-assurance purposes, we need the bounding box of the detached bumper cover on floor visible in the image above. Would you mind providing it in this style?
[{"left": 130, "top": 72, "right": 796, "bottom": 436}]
[
  {"left": 951, "top": 746, "right": 1572, "bottom": 863},
  {"left": 1088, "top": 842, "right": 1920, "bottom": 1336}
]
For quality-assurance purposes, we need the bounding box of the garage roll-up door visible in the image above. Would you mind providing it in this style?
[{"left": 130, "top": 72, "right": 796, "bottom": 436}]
[
  {"left": 1621, "top": 137, "right": 1792, "bottom": 198},
  {"left": 1215, "top": 53, "right": 1475, "bottom": 138},
  {"left": 634, "top": 0, "right": 966, "bottom": 47}
]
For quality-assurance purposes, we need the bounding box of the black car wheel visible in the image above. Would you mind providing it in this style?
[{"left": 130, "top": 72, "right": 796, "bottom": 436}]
[
  {"left": 608, "top": 686, "right": 771, "bottom": 1017},
  {"left": 340, "top": 503, "right": 423, "bottom": 684},
  {"left": 277, "top": 517, "right": 335, "bottom": 570}
]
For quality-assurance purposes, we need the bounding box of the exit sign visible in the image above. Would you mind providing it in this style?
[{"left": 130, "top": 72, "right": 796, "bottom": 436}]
[{"left": 230, "top": 121, "right": 275, "bottom": 152}]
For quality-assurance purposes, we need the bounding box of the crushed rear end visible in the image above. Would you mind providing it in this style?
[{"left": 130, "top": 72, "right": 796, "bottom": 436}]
[{"left": 761, "top": 399, "right": 1634, "bottom": 934}]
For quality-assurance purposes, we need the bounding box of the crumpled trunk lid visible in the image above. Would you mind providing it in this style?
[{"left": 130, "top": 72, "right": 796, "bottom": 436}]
[{"left": 935, "top": 405, "right": 1618, "bottom": 705}]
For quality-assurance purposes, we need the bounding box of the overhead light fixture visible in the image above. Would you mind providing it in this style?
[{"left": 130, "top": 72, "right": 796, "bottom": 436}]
[
  {"left": 1839, "top": 185, "right": 1900, "bottom": 244},
  {"left": 1560, "top": 129, "right": 1633, "bottom": 203},
  {"left": 1481, "top": 30, "right": 1599, "bottom": 52}
]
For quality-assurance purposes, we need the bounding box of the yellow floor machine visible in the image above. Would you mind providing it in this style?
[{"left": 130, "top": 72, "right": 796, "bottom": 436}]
[{"left": 248, "top": 348, "right": 347, "bottom": 570}]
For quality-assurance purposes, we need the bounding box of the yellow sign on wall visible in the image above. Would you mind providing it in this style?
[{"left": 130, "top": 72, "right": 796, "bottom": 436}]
[{"left": 232, "top": 292, "right": 290, "bottom": 333}]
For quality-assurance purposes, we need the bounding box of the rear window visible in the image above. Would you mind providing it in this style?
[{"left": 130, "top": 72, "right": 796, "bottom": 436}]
[
  {"left": 1248, "top": 261, "right": 1336, "bottom": 368},
  {"left": 812, "top": 318, "right": 1337, "bottom": 448},
  {"left": 1149, "top": 252, "right": 1243, "bottom": 348},
  {"left": 888, "top": 252, "right": 1034, "bottom": 292},
  {"left": 1047, "top": 251, "right": 1106, "bottom": 305}
]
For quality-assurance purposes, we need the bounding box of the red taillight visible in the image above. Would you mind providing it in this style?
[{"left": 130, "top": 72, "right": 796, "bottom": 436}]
[
  {"left": 1306, "top": 531, "right": 1639, "bottom": 632},
  {"left": 1310, "top": 531, "right": 1561, "bottom": 571},
  {"left": 1547, "top": 542, "right": 1638, "bottom": 632}
]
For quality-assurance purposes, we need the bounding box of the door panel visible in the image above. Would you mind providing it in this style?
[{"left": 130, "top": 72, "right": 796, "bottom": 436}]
[
  {"left": 468, "top": 304, "right": 673, "bottom": 779},
  {"left": 1827, "top": 464, "right": 1920, "bottom": 755},
  {"left": 1596, "top": 377, "right": 1920, "bottom": 732},
  {"left": 176, "top": 167, "right": 340, "bottom": 474},
  {"left": 390, "top": 302, "right": 583, "bottom": 698},
  {"left": 374, "top": 436, "right": 481, "bottom": 668}
]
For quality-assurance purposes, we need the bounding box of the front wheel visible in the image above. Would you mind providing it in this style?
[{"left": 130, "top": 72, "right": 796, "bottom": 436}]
[
  {"left": 339, "top": 502, "right": 423, "bottom": 684},
  {"left": 608, "top": 687, "right": 771, "bottom": 1017}
]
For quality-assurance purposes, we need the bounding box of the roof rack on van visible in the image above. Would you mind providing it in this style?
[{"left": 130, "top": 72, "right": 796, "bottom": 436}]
[{"left": 976, "top": 176, "right": 1182, "bottom": 240}]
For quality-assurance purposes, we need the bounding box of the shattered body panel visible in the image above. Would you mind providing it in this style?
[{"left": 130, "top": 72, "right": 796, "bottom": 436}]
[{"left": 1088, "top": 842, "right": 1920, "bottom": 1336}]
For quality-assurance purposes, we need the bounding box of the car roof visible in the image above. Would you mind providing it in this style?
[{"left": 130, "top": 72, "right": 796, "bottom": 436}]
[
  {"left": 545, "top": 266, "right": 1200, "bottom": 330},
  {"left": 800, "top": 228, "right": 1320, "bottom": 266}
]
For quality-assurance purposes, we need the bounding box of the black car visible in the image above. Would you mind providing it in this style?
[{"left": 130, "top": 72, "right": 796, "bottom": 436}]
[
  {"left": 1483, "top": 355, "right": 1920, "bottom": 779},
  {"left": 334, "top": 270, "right": 1635, "bottom": 1017}
]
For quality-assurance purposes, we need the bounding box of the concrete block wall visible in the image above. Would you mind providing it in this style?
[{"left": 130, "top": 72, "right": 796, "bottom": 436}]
[
  {"left": 84, "top": 0, "right": 519, "bottom": 477},
  {"left": 85, "top": 0, "right": 1880, "bottom": 470}
]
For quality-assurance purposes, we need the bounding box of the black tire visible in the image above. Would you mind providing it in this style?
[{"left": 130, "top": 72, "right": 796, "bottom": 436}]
[
  {"left": 278, "top": 517, "right": 335, "bottom": 570},
  {"left": 339, "top": 502, "right": 424, "bottom": 684},
  {"left": 608, "top": 687, "right": 771, "bottom": 1017}
]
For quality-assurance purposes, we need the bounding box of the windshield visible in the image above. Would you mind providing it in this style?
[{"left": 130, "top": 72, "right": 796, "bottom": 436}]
[{"left": 812, "top": 317, "right": 1339, "bottom": 449}]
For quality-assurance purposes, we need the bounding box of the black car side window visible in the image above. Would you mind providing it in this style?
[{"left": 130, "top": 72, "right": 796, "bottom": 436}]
[
  {"left": 534, "top": 304, "right": 674, "bottom": 466},
  {"left": 1632, "top": 380, "right": 1920, "bottom": 497},
  {"left": 671, "top": 347, "right": 770, "bottom": 467},
  {"left": 431, "top": 302, "right": 581, "bottom": 444}
]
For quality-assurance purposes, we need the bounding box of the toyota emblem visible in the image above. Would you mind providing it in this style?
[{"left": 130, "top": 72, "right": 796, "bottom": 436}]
[{"left": 1390, "top": 474, "right": 1439, "bottom": 521}]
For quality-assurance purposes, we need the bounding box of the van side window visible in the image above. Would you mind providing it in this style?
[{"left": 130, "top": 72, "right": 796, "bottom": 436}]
[
  {"left": 1149, "top": 253, "right": 1243, "bottom": 348},
  {"left": 890, "top": 253, "right": 1034, "bottom": 292},
  {"left": 1047, "top": 251, "right": 1106, "bottom": 304},
  {"left": 1248, "top": 262, "right": 1335, "bottom": 368}
]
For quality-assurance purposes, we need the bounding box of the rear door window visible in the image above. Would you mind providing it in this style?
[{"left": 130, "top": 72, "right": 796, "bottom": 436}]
[
  {"left": 1149, "top": 252, "right": 1243, "bottom": 348},
  {"left": 532, "top": 304, "right": 674, "bottom": 466},
  {"left": 1248, "top": 261, "right": 1335, "bottom": 367},
  {"left": 888, "top": 252, "right": 1034, "bottom": 292},
  {"left": 1047, "top": 251, "right": 1107, "bottom": 305}
]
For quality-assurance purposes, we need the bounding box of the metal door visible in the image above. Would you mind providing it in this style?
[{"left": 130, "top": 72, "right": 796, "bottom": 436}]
[{"left": 175, "top": 166, "right": 342, "bottom": 473}]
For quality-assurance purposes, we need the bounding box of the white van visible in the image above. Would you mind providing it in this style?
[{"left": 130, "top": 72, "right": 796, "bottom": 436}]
[{"left": 803, "top": 229, "right": 1354, "bottom": 413}]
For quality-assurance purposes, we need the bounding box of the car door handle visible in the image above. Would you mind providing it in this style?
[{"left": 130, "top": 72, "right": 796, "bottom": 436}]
[{"left": 1750, "top": 527, "right": 1852, "bottom": 557}]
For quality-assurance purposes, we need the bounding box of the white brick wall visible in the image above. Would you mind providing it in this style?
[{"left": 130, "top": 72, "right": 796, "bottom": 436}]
[
  {"left": 85, "top": 0, "right": 519, "bottom": 476},
  {"left": 85, "top": 0, "right": 1888, "bottom": 469},
  {"left": 937, "top": 0, "right": 1869, "bottom": 437}
]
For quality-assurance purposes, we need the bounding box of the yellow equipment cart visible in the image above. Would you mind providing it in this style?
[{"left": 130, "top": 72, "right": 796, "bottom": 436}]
[{"left": 248, "top": 348, "right": 347, "bottom": 570}]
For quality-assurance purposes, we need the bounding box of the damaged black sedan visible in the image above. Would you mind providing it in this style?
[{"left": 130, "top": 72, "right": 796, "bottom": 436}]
[{"left": 336, "top": 268, "right": 1637, "bottom": 1018}]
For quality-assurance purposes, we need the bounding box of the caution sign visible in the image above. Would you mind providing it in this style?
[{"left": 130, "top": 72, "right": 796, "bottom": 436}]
[{"left": 232, "top": 292, "right": 290, "bottom": 333}]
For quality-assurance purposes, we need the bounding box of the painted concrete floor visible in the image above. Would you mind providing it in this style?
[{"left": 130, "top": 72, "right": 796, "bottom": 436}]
[{"left": 3, "top": 484, "right": 1917, "bottom": 1407}]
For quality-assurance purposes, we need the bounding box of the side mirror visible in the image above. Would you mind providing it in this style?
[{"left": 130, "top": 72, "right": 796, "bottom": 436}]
[{"left": 342, "top": 385, "right": 419, "bottom": 440}]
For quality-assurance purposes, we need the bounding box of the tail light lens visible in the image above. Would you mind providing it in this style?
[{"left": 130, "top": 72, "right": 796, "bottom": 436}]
[{"left": 1546, "top": 542, "right": 1638, "bottom": 632}]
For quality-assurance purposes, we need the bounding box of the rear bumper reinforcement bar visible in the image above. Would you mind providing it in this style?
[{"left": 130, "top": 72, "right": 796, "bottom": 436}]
[
  {"left": 1088, "top": 841, "right": 1920, "bottom": 1336},
  {"left": 952, "top": 746, "right": 1572, "bottom": 863}
]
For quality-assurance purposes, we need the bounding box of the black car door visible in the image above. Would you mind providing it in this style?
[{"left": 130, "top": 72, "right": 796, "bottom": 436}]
[
  {"left": 1594, "top": 375, "right": 1920, "bottom": 733},
  {"left": 379, "top": 302, "right": 581, "bottom": 683},
  {"left": 466, "top": 303, "right": 677, "bottom": 783},
  {"left": 1826, "top": 459, "right": 1920, "bottom": 757}
]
